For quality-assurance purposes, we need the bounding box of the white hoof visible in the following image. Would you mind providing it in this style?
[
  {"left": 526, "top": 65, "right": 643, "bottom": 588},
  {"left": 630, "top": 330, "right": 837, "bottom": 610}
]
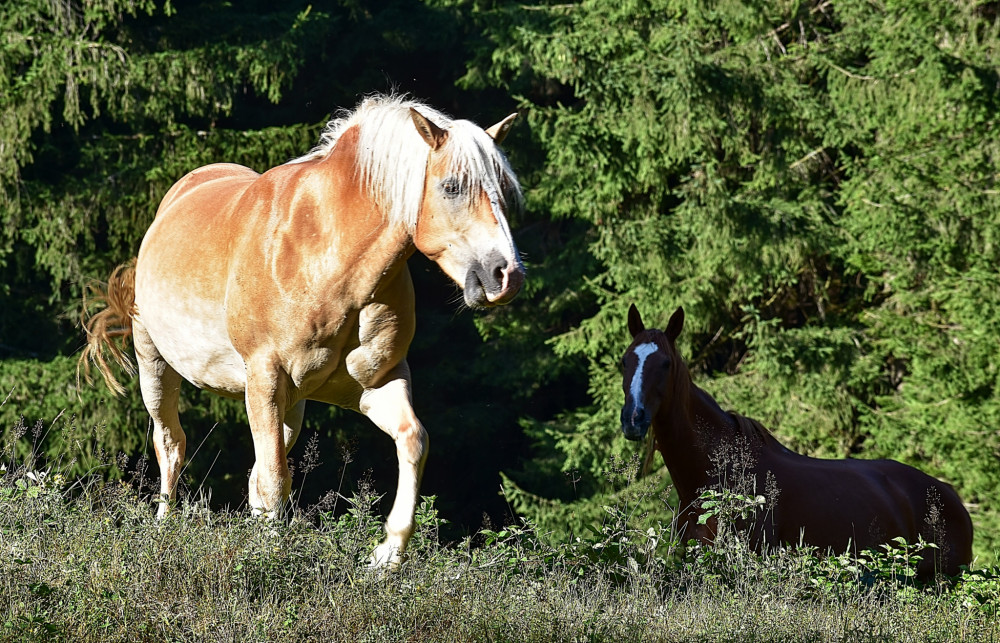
[
  {"left": 251, "top": 506, "right": 281, "bottom": 520},
  {"left": 369, "top": 542, "right": 402, "bottom": 570}
]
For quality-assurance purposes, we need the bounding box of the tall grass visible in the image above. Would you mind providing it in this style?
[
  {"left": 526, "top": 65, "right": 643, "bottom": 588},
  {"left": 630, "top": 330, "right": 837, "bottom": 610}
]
[{"left": 1, "top": 425, "right": 999, "bottom": 642}]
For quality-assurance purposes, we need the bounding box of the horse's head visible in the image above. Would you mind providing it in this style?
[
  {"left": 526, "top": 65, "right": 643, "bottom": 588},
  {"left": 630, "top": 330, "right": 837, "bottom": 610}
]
[
  {"left": 409, "top": 108, "right": 526, "bottom": 308},
  {"left": 620, "top": 303, "right": 685, "bottom": 441}
]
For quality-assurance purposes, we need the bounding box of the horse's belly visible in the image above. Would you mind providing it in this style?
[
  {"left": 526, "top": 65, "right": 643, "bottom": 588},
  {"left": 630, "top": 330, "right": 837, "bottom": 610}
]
[{"left": 134, "top": 293, "right": 247, "bottom": 397}]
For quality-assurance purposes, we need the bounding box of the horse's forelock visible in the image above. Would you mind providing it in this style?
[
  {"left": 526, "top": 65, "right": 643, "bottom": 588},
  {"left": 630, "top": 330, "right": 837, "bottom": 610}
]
[
  {"left": 444, "top": 120, "right": 524, "bottom": 216},
  {"left": 291, "top": 96, "right": 523, "bottom": 229}
]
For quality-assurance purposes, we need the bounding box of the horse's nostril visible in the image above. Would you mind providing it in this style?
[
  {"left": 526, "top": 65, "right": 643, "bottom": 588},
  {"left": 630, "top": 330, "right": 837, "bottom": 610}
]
[{"left": 493, "top": 265, "right": 505, "bottom": 284}]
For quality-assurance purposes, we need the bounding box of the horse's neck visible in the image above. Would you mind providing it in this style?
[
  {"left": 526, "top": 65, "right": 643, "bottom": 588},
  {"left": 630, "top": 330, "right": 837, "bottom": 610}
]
[
  {"left": 652, "top": 381, "right": 741, "bottom": 507},
  {"left": 288, "top": 144, "right": 415, "bottom": 299}
]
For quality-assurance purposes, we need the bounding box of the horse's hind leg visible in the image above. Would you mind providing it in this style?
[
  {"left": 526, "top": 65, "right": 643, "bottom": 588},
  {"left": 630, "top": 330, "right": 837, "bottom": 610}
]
[
  {"left": 359, "top": 363, "right": 429, "bottom": 568},
  {"left": 133, "top": 321, "right": 185, "bottom": 517}
]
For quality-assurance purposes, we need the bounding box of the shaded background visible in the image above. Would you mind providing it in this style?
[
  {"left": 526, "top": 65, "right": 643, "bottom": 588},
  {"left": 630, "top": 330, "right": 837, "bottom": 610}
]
[{"left": 2, "top": 0, "right": 999, "bottom": 563}]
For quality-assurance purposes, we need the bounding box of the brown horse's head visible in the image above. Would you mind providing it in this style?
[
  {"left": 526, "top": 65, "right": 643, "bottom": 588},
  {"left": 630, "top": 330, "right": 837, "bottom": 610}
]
[
  {"left": 620, "top": 303, "right": 685, "bottom": 441},
  {"left": 408, "top": 108, "right": 525, "bottom": 307}
]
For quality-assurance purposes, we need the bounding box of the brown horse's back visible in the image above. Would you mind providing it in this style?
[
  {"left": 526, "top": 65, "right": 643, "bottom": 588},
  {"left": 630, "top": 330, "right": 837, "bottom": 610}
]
[{"left": 762, "top": 454, "right": 972, "bottom": 577}]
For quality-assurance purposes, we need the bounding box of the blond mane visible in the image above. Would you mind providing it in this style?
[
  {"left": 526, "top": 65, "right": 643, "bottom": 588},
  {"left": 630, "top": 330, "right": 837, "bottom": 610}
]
[{"left": 288, "top": 94, "right": 523, "bottom": 231}]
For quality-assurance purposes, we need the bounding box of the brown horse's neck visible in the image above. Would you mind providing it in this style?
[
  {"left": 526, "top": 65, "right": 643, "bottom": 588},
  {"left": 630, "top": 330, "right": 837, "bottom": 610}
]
[{"left": 652, "top": 372, "right": 776, "bottom": 510}]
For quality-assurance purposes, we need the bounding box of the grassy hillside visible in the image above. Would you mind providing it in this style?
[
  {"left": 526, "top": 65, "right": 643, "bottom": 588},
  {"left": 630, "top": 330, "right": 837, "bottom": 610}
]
[{"left": 1, "top": 434, "right": 998, "bottom": 642}]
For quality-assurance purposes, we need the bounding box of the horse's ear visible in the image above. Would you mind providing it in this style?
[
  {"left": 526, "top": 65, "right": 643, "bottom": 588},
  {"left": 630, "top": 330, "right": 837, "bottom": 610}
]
[
  {"left": 410, "top": 108, "right": 447, "bottom": 150},
  {"left": 627, "top": 303, "right": 645, "bottom": 338},
  {"left": 485, "top": 113, "right": 517, "bottom": 144},
  {"left": 665, "top": 307, "right": 684, "bottom": 342}
]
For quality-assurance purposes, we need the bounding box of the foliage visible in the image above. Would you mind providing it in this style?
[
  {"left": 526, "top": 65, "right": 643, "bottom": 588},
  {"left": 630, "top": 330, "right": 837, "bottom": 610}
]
[
  {"left": 465, "top": 0, "right": 1000, "bottom": 563},
  {"left": 0, "top": 356, "right": 146, "bottom": 478}
]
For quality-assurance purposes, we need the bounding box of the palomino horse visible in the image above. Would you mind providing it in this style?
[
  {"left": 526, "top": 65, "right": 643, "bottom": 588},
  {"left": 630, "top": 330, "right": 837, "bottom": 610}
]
[
  {"left": 620, "top": 304, "right": 973, "bottom": 577},
  {"left": 80, "top": 95, "right": 525, "bottom": 567}
]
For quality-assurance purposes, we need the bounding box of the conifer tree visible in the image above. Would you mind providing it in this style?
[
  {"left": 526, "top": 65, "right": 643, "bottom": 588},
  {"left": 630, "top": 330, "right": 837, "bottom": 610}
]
[{"left": 468, "top": 0, "right": 1000, "bottom": 561}]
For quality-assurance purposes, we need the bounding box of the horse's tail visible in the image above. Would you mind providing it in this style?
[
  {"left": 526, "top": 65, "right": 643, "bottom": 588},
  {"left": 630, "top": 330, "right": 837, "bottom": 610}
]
[{"left": 78, "top": 260, "right": 138, "bottom": 396}]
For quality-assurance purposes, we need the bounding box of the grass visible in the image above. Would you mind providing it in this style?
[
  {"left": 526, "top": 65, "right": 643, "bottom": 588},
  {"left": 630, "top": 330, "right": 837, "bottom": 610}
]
[{"left": 1, "top": 440, "right": 999, "bottom": 641}]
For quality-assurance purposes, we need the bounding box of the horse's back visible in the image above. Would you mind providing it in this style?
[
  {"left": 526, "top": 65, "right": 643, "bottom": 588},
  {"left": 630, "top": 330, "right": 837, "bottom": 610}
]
[
  {"left": 144, "top": 162, "right": 262, "bottom": 270},
  {"left": 769, "top": 452, "right": 972, "bottom": 573},
  {"left": 767, "top": 455, "right": 909, "bottom": 548},
  {"left": 133, "top": 163, "right": 263, "bottom": 396},
  {"left": 154, "top": 163, "right": 259, "bottom": 217}
]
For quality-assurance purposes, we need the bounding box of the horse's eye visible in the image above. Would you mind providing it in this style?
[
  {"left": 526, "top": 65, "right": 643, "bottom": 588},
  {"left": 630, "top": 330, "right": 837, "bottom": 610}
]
[{"left": 441, "top": 179, "right": 461, "bottom": 198}]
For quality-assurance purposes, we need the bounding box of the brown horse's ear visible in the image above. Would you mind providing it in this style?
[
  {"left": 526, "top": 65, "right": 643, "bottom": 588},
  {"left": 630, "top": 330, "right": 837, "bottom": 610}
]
[
  {"left": 627, "top": 303, "right": 645, "bottom": 338},
  {"left": 485, "top": 113, "right": 517, "bottom": 144},
  {"left": 410, "top": 108, "right": 448, "bottom": 150},
  {"left": 665, "top": 306, "right": 684, "bottom": 342}
]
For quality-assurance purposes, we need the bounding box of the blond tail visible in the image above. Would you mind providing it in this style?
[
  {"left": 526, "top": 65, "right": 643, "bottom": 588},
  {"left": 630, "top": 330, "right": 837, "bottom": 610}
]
[{"left": 78, "top": 260, "right": 138, "bottom": 396}]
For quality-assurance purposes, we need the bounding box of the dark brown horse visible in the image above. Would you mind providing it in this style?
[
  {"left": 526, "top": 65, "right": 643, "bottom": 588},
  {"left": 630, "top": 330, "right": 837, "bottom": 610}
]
[{"left": 620, "top": 303, "right": 973, "bottom": 577}]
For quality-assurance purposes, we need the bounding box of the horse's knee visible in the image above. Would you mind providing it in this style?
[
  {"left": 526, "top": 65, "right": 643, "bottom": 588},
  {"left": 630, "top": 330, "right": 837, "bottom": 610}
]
[
  {"left": 153, "top": 423, "right": 186, "bottom": 453},
  {"left": 397, "top": 421, "right": 428, "bottom": 467}
]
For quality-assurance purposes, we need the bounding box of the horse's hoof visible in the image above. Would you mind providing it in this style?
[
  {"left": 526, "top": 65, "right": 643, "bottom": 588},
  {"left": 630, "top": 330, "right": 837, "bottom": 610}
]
[{"left": 369, "top": 543, "right": 403, "bottom": 571}]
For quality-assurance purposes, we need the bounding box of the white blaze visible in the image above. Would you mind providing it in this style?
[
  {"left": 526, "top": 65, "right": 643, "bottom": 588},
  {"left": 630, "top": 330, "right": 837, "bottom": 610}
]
[
  {"left": 484, "top": 180, "right": 518, "bottom": 262},
  {"left": 629, "top": 343, "right": 659, "bottom": 404}
]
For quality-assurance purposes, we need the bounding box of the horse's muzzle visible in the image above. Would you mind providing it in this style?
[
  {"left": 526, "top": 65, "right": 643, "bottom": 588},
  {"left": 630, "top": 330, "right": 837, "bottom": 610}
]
[
  {"left": 464, "top": 251, "right": 525, "bottom": 307},
  {"left": 621, "top": 403, "right": 650, "bottom": 441}
]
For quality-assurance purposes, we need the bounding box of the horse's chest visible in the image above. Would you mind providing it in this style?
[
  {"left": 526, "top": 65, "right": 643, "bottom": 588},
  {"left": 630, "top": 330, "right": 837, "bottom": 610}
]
[
  {"left": 288, "top": 304, "right": 412, "bottom": 405},
  {"left": 287, "top": 345, "right": 362, "bottom": 408}
]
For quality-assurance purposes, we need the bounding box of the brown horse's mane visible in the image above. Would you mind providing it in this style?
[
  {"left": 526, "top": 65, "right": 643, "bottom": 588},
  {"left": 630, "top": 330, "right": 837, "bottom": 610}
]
[
  {"left": 669, "top": 338, "right": 785, "bottom": 453},
  {"left": 727, "top": 411, "right": 787, "bottom": 451}
]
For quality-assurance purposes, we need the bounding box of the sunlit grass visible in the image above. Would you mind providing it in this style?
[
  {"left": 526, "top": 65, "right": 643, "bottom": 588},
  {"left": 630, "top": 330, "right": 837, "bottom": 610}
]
[{"left": 1, "top": 427, "right": 998, "bottom": 642}]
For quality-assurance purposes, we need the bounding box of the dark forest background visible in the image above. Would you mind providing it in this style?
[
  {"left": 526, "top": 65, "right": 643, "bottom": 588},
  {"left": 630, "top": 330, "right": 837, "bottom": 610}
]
[{"left": 2, "top": 0, "right": 999, "bottom": 564}]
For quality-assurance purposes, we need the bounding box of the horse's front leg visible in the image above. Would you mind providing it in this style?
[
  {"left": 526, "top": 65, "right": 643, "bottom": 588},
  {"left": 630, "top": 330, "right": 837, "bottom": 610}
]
[
  {"left": 248, "top": 398, "right": 305, "bottom": 514},
  {"left": 244, "top": 358, "right": 293, "bottom": 515},
  {"left": 359, "top": 366, "right": 429, "bottom": 568}
]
